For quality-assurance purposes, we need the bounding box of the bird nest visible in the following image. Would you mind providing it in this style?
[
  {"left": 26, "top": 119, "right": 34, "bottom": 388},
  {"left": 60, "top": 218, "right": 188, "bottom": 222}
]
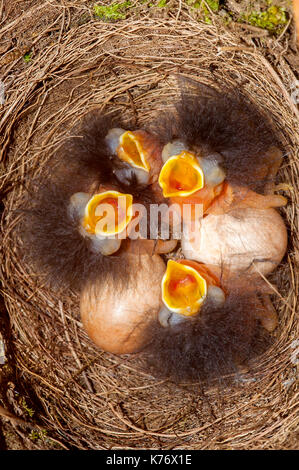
[{"left": 0, "top": 17, "right": 298, "bottom": 450}]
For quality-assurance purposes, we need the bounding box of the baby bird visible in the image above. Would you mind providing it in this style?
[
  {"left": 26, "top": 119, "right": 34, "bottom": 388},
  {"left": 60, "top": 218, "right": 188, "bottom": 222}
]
[
  {"left": 156, "top": 80, "right": 286, "bottom": 212},
  {"left": 155, "top": 81, "right": 285, "bottom": 194},
  {"left": 19, "top": 110, "right": 165, "bottom": 292},
  {"left": 144, "top": 259, "right": 278, "bottom": 384}
]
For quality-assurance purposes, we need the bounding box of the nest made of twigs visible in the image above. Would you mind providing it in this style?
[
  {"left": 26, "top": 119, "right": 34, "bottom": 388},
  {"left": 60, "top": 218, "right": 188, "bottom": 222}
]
[{"left": 0, "top": 14, "right": 298, "bottom": 450}]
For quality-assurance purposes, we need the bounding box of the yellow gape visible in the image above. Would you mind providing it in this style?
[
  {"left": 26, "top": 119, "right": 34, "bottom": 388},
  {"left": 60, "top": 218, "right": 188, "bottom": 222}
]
[
  {"left": 162, "top": 260, "right": 207, "bottom": 316},
  {"left": 83, "top": 191, "right": 133, "bottom": 237},
  {"left": 158, "top": 151, "right": 204, "bottom": 198},
  {"left": 117, "top": 131, "right": 151, "bottom": 172}
]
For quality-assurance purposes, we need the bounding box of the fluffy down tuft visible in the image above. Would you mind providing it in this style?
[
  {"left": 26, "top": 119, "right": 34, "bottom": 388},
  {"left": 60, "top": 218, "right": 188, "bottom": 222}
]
[
  {"left": 151, "top": 81, "right": 283, "bottom": 192},
  {"left": 18, "top": 179, "right": 132, "bottom": 292},
  {"left": 54, "top": 110, "right": 161, "bottom": 205},
  {"left": 144, "top": 290, "right": 272, "bottom": 385}
]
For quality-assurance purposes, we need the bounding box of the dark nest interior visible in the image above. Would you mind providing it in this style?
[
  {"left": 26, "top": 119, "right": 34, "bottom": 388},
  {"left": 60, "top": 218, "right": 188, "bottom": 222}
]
[{"left": 0, "top": 14, "right": 298, "bottom": 450}]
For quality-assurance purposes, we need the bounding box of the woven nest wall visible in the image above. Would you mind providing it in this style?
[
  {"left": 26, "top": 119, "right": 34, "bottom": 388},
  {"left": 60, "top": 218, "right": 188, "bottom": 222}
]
[{"left": 1, "top": 17, "right": 298, "bottom": 450}]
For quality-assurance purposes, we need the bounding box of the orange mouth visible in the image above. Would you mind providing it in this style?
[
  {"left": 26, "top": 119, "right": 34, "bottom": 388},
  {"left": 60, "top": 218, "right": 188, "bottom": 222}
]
[
  {"left": 161, "top": 259, "right": 208, "bottom": 316},
  {"left": 158, "top": 151, "right": 204, "bottom": 198},
  {"left": 83, "top": 191, "right": 133, "bottom": 237},
  {"left": 117, "top": 131, "right": 151, "bottom": 173}
]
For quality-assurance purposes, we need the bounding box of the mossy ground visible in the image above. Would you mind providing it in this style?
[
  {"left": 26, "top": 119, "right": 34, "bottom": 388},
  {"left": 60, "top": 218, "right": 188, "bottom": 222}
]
[{"left": 91, "top": 1, "right": 291, "bottom": 34}]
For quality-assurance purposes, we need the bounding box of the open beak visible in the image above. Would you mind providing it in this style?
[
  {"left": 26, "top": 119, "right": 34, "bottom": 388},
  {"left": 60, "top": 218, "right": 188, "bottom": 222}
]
[
  {"left": 83, "top": 190, "right": 133, "bottom": 237},
  {"left": 158, "top": 151, "right": 204, "bottom": 198},
  {"left": 117, "top": 130, "right": 151, "bottom": 173},
  {"left": 161, "top": 259, "right": 207, "bottom": 316}
]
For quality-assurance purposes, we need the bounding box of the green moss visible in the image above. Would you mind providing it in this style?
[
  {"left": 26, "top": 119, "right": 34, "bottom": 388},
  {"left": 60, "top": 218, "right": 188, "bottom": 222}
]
[
  {"left": 157, "top": 0, "right": 167, "bottom": 7},
  {"left": 20, "top": 397, "right": 35, "bottom": 417},
  {"left": 243, "top": 5, "right": 288, "bottom": 34},
  {"left": 203, "top": 8, "right": 212, "bottom": 24},
  {"left": 137, "top": 0, "right": 168, "bottom": 7},
  {"left": 93, "top": 1, "right": 132, "bottom": 21},
  {"left": 204, "top": 0, "right": 219, "bottom": 12},
  {"left": 186, "top": 0, "right": 219, "bottom": 12},
  {"left": 23, "top": 52, "right": 32, "bottom": 63},
  {"left": 186, "top": 0, "right": 219, "bottom": 24},
  {"left": 29, "top": 429, "right": 47, "bottom": 441}
]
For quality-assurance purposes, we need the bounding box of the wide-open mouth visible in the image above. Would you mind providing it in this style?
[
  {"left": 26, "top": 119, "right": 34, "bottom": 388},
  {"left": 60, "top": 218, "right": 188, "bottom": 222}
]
[
  {"left": 83, "top": 191, "right": 133, "bottom": 237},
  {"left": 162, "top": 259, "right": 207, "bottom": 316},
  {"left": 158, "top": 151, "right": 204, "bottom": 197},
  {"left": 117, "top": 131, "right": 151, "bottom": 173}
]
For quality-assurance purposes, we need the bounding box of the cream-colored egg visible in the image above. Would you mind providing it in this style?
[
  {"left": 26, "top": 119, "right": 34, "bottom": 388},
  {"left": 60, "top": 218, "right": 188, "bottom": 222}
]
[
  {"left": 181, "top": 208, "right": 287, "bottom": 276},
  {"left": 80, "top": 253, "right": 165, "bottom": 354}
]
